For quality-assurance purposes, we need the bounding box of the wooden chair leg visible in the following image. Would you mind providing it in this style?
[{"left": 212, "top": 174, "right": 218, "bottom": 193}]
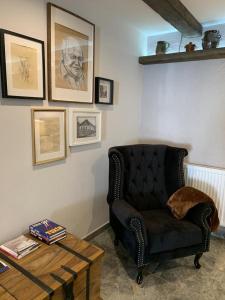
[
  {"left": 194, "top": 253, "right": 203, "bottom": 269},
  {"left": 136, "top": 267, "right": 144, "bottom": 285}
]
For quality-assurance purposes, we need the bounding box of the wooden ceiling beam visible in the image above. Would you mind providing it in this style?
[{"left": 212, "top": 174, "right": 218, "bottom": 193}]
[{"left": 143, "top": 0, "right": 203, "bottom": 37}]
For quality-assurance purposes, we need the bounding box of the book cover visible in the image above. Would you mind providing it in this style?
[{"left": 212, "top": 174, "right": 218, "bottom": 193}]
[
  {"left": 17, "top": 244, "right": 40, "bottom": 259},
  {"left": 29, "top": 219, "right": 66, "bottom": 239},
  {"left": 30, "top": 230, "right": 66, "bottom": 244},
  {"left": 0, "top": 261, "right": 9, "bottom": 273},
  {"left": 30, "top": 228, "right": 66, "bottom": 241},
  {"left": 0, "top": 235, "right": 39, "bottom": 258}
]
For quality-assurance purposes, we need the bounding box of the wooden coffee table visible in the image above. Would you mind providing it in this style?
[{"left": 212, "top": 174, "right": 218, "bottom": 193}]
[{"left": 0, "top": 233, "right": 104, "bottom": 299}]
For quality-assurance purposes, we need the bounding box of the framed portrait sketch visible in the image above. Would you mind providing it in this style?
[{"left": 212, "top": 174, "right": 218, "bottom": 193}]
[
  {"left": 69, "top": 109, "right": 101, "bottom": 146},
  {"left": 47, "top": 3, "right": 95, "bottom": 103},
  {"left": 0, "top": 29, "right": 45, "bottom": 99},
  {"left": 32, "top": 108, "right": 66, "bottom": 165},
  {"left": 95, "top": 77, "right": 114, "bottom": 105}
]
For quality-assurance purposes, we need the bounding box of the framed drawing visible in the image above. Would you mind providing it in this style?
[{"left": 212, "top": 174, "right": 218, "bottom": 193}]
[
  {"left": 47, "top": 3, "right": 95, "bottom": 103},
  {"left": 69, "top": 109, "right": 101, "bottom": 146},
  {"left": 0, "top": 29, "right": 45, "bottom": 99},
  {"left": 95, "top": 77, "right": 114, "bottom": 105},
  {"left": 32, "top": 108, "right": 66, "bottom": 165}
]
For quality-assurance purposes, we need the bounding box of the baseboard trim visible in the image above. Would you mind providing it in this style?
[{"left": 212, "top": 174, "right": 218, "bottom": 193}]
[{"left": 83, "top": 222, "right": 110, "bottom": 241}]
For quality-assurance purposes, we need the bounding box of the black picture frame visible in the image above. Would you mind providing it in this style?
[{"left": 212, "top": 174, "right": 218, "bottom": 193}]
[
  {"left": 95, "top": 77, "right": 114, "bottom": 105},
  {"left": 0, "top": 29, "right": 45, "bottom": 99}
]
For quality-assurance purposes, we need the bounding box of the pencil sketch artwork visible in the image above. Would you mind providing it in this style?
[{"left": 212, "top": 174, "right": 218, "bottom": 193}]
[
  {"left": 77, "top": 117, "right": 96, "bottom": 138},
  {"left": 19, "top": 57, "right": 30, "bottom": 81},
  {"left": 99, "top": 80, "right": 111, "bottom": 103},
  {"left": 55, "top": 23, "right": 88, "bottom": 91},
  {"left": 39, "top": 117, "right": 60, "bottom": 154},
  {"left": 11, "top": 43, "right": 38, "bottom": 90},
  {"left": 99, "top": 83, "right": 108, "bottom": 98}
]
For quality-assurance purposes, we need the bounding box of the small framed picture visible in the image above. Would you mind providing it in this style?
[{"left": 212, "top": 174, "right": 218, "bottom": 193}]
[
  {"left": 95, "top": 77, "right": 114, "bottom": 105},
  {"left": 69, "top": 109, "right": 101, "bottom": 146},
  {"left": 0, "top": 29, "right": 45, "bottom": 99},
  {"left": 32, "top": 108, "right": 66, "bottom": 165},
  {"left": 47, "top": 3, "right": 95, "bottom": 103}
]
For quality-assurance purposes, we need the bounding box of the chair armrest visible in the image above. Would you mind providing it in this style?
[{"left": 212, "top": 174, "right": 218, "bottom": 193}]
[
  {"left": 111, "top": 199, "right": 148, "bottom": 244},
  {"left": 186, "top": 203, "right": 212, "bottom": 231}
]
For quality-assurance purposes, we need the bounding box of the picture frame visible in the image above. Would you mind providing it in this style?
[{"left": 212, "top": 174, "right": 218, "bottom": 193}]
[
  {"left": 69, "top": 108, "right": 101, "bottom": 146},
  {"left": 31, "top": 108, "right": 67, "bottom": 165},
  {"left": 95, "top": 77, "right": 114, "bottom": 105},
  {"left": 47, "top": 3, "right": 95, "bottom": 103},
  {"left": 0, "top": 29, "right": 45, "bottom": 99}
]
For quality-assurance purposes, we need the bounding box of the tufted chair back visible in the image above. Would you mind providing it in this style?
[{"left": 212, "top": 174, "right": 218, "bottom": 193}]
[{"left": 108, "top": 144, "right": 188, "bottom": 211}]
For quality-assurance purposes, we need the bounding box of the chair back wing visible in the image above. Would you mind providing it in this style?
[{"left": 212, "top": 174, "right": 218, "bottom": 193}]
[
  {"left": 165, "top": 146, "right": 188, "bottom": 198},
  {"left": 108, "top": 144, "right": 188, "bottom": 209}
]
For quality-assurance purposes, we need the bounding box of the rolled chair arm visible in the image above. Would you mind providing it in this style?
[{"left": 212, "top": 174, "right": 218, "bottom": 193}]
[
  {"left": 186, "top": 203, "right": 213, "bottom": 251},
  {"left": 186, "top": 203, "right": 212, "bottom": 230},
  {"left": 111, "top": 199, "right": 148, "bottom": 245}
]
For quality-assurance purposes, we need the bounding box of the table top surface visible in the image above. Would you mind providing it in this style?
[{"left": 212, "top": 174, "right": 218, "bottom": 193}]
[{"left": 0, "top": 232, "right": 104, "bottom": 300}]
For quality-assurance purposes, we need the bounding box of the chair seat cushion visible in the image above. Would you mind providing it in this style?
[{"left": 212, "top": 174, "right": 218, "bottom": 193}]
[{"left": 141, "top": 209, "right": 202, "bottom": 254}]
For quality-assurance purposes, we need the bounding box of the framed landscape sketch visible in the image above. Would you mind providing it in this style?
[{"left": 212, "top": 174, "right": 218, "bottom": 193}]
[
  {"left": 47, "top": 3, "right": 95, "bottom": 103},
  {"left": 95, "top": 77, "right": 114, "bottom": 105},
  {"left": 0, "top": 29, "right": 45, "bottom": 99},
  {"left": 69, "top": 109, "right": 101, "bottom": 146},
  {"left": 32, "top": 108, "right": 66, "bottom": 165}
]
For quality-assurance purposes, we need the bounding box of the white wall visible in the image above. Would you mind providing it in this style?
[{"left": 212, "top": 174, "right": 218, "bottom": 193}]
[
  {"left": 141, "top": 43, "right": 225, "bottom": 168},
  {"left": 0, "top": 0, "right": 144, "bottom": 243}
]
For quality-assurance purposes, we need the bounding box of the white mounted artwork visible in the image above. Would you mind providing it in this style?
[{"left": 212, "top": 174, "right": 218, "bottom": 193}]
[{"left": 69, "top": 108, "right": 101, "bottom": 146}]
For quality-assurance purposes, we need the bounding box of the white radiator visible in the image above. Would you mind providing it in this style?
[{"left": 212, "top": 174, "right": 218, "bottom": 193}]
[{"left": 184, "top": 163, "right": 225, "bottom": 227}]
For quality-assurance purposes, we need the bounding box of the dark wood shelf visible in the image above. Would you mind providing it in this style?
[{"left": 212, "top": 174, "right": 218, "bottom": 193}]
[{"left": 139, "top": 47, "right": 225, "bottom": 65}]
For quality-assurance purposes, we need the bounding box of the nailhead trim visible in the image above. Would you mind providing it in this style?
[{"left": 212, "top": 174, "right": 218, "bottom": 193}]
[
  {"left": 200, "top": 207, "right": 212, "bottom": 251},
  {"left": 111, "top": 154, "right": 122, "bottom": 201},
  {"left": 177, "top": 150, "right": 186, "bottom": 186},
  {"left": 130, "top": 218, "right": 145, "bottom": 267}
]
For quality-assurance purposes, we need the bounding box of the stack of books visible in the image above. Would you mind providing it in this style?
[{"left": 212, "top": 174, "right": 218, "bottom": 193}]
[
  {"left": 0, "top": 261, "right": 9, "bottom": 273},
  {"left": 0, "top": 235, "right": 40, "bottom": 259},
  {"left": 29, "top": 219, "right": 66, "bottom": 245}
]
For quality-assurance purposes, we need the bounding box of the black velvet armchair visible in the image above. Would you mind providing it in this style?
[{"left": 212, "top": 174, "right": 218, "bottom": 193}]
[{"left": 107, "top": 144, "right": 213, "bottom": 284}]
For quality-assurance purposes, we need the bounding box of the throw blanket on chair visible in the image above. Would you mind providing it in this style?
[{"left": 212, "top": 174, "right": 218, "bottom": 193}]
[{"left": 167, "top": 186, "right": 219, "bottom": 232}]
